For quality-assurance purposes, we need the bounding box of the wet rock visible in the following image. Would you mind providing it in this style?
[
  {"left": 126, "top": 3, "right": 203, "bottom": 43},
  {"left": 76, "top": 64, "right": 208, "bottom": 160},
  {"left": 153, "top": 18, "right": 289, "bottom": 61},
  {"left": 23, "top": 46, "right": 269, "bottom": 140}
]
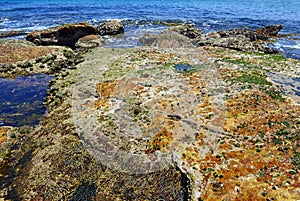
[
  {"left": 26, "top": 23, "right": 98, "bottom": 47},
  {"left": 196, "top": 34, "right": 277, "bottom": 53},
  {"left": 166, "top": 24, "right": 203, "bottom": 39},
  {"left": 0, "top": 30, "right": 27, "bottom": 38},
  {"left": 97, "top": 20, "right": 124, "bottom": 36},
  {"left": 75, "top": 34, "right": 104, "bottom": 48},
  {"left": 255, "top": 24, "right": 283, "bottom": 37},
  {"left": 138, "top": 33, "right": 158, "bottom": 46},
  {"left": 139, "top": 30, "right": 195, "bottom": 48},
  {"left": 218, "top": 28, "right": 269, "bottom": 41}
]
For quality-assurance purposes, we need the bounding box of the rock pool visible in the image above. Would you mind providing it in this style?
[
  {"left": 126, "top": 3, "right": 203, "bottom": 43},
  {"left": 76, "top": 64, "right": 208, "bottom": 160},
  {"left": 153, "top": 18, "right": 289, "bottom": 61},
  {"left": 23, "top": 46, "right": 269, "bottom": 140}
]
[{"left": 0, "top": 74, "right": 54, "bottom": 126}]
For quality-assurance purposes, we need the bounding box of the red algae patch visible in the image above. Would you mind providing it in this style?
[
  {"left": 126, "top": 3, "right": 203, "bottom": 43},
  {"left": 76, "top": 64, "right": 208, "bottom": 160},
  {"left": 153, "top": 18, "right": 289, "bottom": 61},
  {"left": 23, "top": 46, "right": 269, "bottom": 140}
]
[{"left": 0, "top": 40, "right": 55, "bottom": 64}]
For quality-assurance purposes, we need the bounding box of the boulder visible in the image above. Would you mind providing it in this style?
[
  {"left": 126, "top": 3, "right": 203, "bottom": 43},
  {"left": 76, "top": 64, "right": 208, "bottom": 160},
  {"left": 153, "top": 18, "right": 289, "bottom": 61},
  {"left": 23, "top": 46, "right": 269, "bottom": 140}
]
[
  {"left": 75, "top": 34, "right": 104, "bottom": 48},
  {"left": 138, "top": 33, "right": 158, "bottom": 46},
  {"left": 26, "top": 23, "right": 98, "bottom": 47},
  {"left": 97, "top": 20, "right": 124, "bottom": 36},
  {"left": 139, "top": 30, "right": 195, "bottom": 48},
  {"left": 166, "top": 24, "right": 203, "bottom": 39},
  {"left": 255, "top": 24, "right": 283, "bottom": 37}
]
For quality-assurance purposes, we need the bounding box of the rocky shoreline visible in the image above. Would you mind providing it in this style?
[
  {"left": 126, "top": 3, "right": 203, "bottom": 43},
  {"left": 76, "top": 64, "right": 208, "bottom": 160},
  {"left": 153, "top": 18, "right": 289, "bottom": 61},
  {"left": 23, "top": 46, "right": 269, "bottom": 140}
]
[{"left": 0, "top": 21, "right": 299, "bottom": 200}]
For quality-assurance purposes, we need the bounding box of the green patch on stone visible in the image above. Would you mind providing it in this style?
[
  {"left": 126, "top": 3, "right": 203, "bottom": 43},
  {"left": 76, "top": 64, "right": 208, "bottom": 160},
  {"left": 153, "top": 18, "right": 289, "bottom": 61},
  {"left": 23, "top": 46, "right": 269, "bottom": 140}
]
[
  {"left": 236, "top": 72, "right": 272, "bottom": 86},
  {"left": 291, "top": 149, "right": 300, "bottom": 171},
  {"left": 269, "top": 54, "right": 287, "bottom": 61},
  {"left": 264, "top": 88, "right": 285, "bottom": 102},
  {"left": 221, "top": 57, "right": 252, "bottom": 66}
]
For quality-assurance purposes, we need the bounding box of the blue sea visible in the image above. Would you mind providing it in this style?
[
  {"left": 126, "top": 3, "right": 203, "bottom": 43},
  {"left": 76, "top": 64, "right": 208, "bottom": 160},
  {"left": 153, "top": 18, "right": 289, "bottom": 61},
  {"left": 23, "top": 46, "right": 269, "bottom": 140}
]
[{"left": 0, "top": 0, "right": 300, "bottom": 58}]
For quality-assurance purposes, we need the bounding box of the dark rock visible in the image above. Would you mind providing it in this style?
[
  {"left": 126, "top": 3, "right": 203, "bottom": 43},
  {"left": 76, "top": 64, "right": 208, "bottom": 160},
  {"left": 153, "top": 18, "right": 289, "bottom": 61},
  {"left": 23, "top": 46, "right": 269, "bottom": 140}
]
[
  {"left": 196, "top": 34, "right": 277, "bottom": 54},
  {"left": 97, "top": 20, "right": 124, "bottom": 36},
  {"left": 26, "top": 23, "right": 98, "bottom": 47},
  {"left": 256, "top": 24, "right": 283, "bottom": 37},
  {"left": 75, "top": 34, "right": 104, "bottom": 48},
  {"left": 166, "top": 24, "right": 203, "bottom": 39},
  {"left": 218, "top": 28, "right": 268, "bottom": 41},
  {"left": 0, "top": 30, "right": 27, "bottom": 38}
]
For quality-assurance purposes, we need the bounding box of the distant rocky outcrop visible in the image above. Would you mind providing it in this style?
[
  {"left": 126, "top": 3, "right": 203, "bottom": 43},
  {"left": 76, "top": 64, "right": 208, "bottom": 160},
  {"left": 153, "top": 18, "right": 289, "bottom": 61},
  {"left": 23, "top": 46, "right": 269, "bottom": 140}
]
[
  {"left": 138, "top": 24, "right": 282, "bottom": 53},
  {"left": 255, "top": 24, "right": 283, "bottom": 37},
  {"left": 26, "top": 23, "right": 98, "bottom": 47},
  {"left": 196, "top": 32, "right": 277, "bottom": 54},
  {"left": 97, "top": 20, "right": 124, "bottom": 36}
]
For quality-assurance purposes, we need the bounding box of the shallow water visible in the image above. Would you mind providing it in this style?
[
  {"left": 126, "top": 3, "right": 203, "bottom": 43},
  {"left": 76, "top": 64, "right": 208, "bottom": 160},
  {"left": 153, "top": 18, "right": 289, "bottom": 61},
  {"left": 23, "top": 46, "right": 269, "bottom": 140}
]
[{"left": 0, "top": 74, "right": 53, "bottom": 127}]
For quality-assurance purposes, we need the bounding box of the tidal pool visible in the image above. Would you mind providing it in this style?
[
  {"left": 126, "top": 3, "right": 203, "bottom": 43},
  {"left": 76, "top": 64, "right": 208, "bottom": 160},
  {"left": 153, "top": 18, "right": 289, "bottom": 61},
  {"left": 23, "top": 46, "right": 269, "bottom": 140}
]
[{"left": 0, "top": 74, "right": 54, "bottom": 127}]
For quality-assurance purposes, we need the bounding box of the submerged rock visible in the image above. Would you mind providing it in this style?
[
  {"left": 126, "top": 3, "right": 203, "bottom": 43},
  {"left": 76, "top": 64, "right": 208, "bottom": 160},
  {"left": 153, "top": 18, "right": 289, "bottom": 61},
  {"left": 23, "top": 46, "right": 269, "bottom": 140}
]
[
  {"left": 26, "top": 22, "right": 98, "bottom": 47},
  {"left": 97, "top": 20, "right": 124, "bottom": 36}
]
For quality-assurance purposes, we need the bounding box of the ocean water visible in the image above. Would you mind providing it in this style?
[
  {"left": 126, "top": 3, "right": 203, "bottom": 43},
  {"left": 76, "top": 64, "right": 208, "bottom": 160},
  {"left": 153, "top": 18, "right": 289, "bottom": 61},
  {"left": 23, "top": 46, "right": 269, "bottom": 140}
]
[{"left": 0, "top": 0, "right": 300, "bottom": 57}]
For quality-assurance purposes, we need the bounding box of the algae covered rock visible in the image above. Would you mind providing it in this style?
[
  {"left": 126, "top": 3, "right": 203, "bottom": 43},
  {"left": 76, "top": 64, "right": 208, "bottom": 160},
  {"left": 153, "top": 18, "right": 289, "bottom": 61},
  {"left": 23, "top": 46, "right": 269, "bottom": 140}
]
[
  {"left": 97, "top": 20, "right": 124, "bottom": 36},
  {"left": 75, "top": 34, "right": 104, "bottom": 48}
]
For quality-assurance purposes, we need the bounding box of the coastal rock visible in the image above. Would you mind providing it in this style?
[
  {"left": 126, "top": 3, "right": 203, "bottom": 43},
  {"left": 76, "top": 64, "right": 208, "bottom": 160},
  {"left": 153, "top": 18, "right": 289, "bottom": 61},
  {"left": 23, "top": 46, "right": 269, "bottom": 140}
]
[
  {"left": 166, "top": 24, "right": 203, "bottom": 39},
  {"left": 0, "top": 30, "right": 27, "bottom": 38},
  {"left": 196, "top": 34, "right": 277, "bottom": 53},
  {"left": 139, "top": 30, "right": 195, "bottom": 48},
  {"left": 75, "top": 34, "right": 104, "bottom": 48},
  {"left": 0, "top": 40, "right": 78, "bottom": 78},
  {"left": 218, "top": 28, "right": 269, "bottom": 41},
  {"left": 138, "top": 33, "right": 158, "bottom": 46},
  {"left": 26, "top": 23, "right": 98, "bottom": 47},
  {"left": 255, "top": 24, "right": 283, "bottom": 37},
  {"left": 97, "top": 20, "right": 124, "bottom": 36}
]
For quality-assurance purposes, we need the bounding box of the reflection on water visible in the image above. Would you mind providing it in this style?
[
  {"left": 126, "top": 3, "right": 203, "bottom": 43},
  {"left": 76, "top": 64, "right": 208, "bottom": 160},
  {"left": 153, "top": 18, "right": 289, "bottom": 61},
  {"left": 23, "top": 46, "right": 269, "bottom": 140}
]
[{"left": 0, "top": 74, "right": 54, "bottom": 127}]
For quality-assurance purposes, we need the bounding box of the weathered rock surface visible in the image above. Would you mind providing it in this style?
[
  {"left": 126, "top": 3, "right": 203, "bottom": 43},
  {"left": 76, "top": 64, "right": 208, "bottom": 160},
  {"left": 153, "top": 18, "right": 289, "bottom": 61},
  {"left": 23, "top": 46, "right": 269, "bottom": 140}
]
[
  {"left": 139, "top": 30, "right": 195, "bottom": 48},
  {"left": 97, "top": 20, "right": 124, "bottom": 36},
  {"left": 0, "top": 30, "right": 27, "bottom": 38},
  {"left": 0, "top": 40, "right": 84, "bottom": 78},
  {"left": 255, "top": 24, "right": 283, "bottom": 37},
  {"left": 196, "top": 33, "right": 277, "bottom": 53},
  {"left": 0, "top": 28, "right": 299, "bottom": 201},
  {"left": 166, "top": 24, "right": 203, "bottom": 39},
  {"left": 26, "top": 23, "right": 98, "bottom": 47},
  {"left": 195, "top": 25, "right": 283, "bottom": 53},
  {"left": 75, "top": 34, "right": 104, "bottom": 48}
]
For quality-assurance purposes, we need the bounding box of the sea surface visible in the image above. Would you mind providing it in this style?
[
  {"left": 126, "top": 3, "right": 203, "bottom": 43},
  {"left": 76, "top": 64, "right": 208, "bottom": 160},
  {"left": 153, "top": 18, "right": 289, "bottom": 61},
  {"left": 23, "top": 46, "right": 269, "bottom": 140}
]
[{"left": 0, "top": 0, "right": 300, "bottom": 58}]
